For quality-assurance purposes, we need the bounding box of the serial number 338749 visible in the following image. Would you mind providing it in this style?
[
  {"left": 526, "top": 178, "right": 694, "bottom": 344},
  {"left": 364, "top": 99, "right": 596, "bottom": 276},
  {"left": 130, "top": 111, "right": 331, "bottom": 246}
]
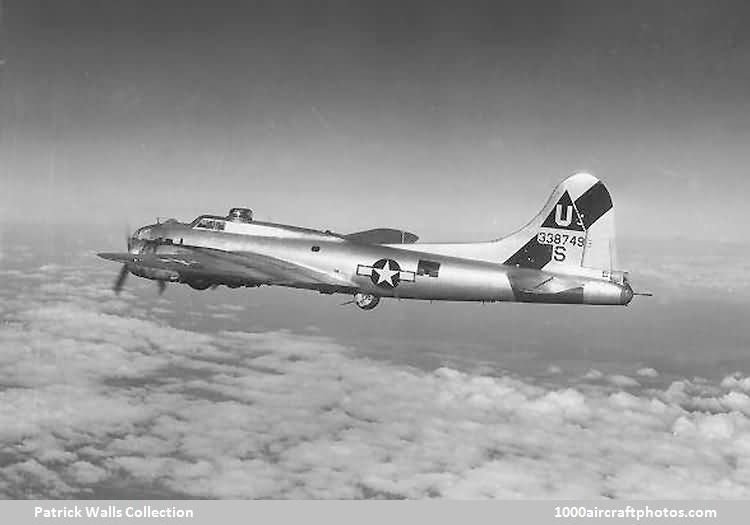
[{"left": 537, "top": 231, "right": 586, "bottom": 247}]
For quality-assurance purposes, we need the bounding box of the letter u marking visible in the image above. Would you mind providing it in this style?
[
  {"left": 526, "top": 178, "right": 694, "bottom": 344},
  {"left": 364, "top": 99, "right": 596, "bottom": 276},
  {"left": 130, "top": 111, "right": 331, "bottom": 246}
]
[{"left": 555, "top": 205, "right": 573, "bottom": 226}]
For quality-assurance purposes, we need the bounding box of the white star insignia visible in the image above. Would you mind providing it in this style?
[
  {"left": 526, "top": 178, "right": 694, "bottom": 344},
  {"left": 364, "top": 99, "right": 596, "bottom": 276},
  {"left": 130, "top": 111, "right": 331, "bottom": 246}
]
[{"left": 372, "top": 260, "right": 399, "bottom": 287}]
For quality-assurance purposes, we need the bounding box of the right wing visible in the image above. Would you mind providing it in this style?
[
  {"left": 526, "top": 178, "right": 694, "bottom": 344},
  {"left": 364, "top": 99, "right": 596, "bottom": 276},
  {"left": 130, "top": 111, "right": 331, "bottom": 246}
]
[{"left": 344, "top": 228, "right": 419, "bottom": 244}]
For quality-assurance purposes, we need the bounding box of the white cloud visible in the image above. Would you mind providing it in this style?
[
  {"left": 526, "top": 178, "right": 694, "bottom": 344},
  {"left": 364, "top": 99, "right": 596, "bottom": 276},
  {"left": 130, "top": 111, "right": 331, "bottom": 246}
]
[
  {"left": 0, "top": 460, "right": 75, "bottom": 498},
  {"left": 66, "top": 461, "right": 108, "bottom": 485},
  {"left": 583, "top": 369, "right": 604, "bottom": 380},
  {"left": 637, "top": 367, "right": 660, "bottom": 378},
  {"left": 3, "top": 259, "right": 750, "bottom": 499},
  {"left": 722, "top": 375, "right": 750, "bottom": 392},
  {"left": 607, "top": 374, "right": 641, "bottom": 388}
]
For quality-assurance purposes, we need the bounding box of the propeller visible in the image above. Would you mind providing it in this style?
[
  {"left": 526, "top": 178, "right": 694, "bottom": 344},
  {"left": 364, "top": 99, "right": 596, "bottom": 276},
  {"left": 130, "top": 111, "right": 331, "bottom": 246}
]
[
  {"left": 113, "top": 264, "right": 129, "bottom": 295},
  {"left": 112, "top": 229, "right": 133, "bottom": 295},
  {"left": 110, "top": 227, "right": 168, "bottom": 296}
]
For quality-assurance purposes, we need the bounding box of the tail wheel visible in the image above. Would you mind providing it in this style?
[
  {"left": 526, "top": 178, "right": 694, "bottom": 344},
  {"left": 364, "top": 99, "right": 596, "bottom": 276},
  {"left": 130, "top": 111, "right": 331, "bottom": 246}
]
[{"left": 354, "top": 293, "right": 380, "bottom": 310}]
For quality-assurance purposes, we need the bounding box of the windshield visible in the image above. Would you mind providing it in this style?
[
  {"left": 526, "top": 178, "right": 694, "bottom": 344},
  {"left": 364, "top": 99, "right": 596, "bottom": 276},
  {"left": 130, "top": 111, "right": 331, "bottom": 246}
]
[{"left": 192, "top": 217, "right": 226, "bottom": 231}]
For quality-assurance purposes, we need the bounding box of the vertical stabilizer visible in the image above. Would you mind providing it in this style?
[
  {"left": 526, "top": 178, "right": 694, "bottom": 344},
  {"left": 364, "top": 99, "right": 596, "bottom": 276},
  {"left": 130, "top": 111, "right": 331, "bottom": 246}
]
[
  {"left": 501, "top": 172, "right": 616, "bottom": 274},
  {"left": 405, "top": 172, "right": 619, "bottom": 276}
]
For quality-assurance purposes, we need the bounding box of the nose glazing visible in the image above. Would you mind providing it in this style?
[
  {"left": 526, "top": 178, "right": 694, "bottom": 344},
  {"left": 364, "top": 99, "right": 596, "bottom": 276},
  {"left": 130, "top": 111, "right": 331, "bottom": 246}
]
[
  {"left": 128, "top": 226, "right": 156, "bottom": 253},
  {"left": 133, "top": 226, "right": 154, "bottom": 240},
  {"left": 620, "top": 283, "right": 634, "bottom": 305}
]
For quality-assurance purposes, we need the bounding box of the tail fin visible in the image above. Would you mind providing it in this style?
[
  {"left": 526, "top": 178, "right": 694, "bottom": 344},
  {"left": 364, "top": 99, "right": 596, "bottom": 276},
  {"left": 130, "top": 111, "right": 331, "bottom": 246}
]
[
  {"left": 412, "top": 172, "right": 618, "bottom": 275},
  {"left": 500, "top": 172, "right": 617, "bottom": 274}
]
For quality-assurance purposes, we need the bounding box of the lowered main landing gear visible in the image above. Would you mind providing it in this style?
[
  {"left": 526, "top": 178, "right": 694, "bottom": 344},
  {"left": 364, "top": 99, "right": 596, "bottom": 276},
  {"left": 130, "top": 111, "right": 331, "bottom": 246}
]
[
  {"left": 354, "top": 293, "right": 380, "bottom": 310},
  {"left": 341, "top": 293, "right": 380, "bottom": 310}
]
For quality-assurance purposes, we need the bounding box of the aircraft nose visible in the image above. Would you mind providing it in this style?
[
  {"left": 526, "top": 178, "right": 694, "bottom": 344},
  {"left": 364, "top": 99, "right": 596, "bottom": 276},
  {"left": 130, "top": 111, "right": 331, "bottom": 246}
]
[
  {"left": 620, "top": 283, "right": 634, "bottom": 305},
  {"left": 128, "top": 239, "right": 142, "bottom": 254},
  {"left": 128, "top": 225, "right": 155, "bottom": 253}
]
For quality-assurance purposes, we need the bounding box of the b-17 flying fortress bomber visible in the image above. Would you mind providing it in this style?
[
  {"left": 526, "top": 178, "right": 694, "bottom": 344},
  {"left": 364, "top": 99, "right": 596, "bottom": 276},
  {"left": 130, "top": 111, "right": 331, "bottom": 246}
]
[{"left": 99, "top": 173, "right": 650, "bottom": 310}]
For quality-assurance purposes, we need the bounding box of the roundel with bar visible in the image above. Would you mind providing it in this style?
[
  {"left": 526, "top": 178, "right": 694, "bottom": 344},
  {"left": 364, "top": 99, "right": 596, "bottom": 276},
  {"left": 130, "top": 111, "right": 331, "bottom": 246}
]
[{"left": 355, "top": 258, "right": 417, "bottom": 289}]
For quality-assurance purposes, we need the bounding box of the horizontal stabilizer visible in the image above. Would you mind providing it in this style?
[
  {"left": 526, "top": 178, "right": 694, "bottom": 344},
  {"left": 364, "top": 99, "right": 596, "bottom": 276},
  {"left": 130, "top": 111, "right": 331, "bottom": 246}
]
[{"left": 344, "top": 228, "right": 418, "bottom": 245}]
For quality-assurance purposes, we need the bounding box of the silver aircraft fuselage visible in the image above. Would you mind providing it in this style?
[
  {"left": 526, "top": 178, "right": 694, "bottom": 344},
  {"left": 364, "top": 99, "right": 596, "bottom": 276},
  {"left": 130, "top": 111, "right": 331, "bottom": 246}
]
[{"left": 118, "top": 218, "right": 632, "bottom": 306}]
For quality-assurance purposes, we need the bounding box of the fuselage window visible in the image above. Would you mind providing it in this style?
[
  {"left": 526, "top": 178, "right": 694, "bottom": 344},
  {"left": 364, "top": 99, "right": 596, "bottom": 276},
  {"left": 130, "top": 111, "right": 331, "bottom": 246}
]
[
  {"left": 417, "top": 260, "right": 441, "bottom": 278},
  {"left": 311, "top": 246, "right": 321, "bottom": 252}
]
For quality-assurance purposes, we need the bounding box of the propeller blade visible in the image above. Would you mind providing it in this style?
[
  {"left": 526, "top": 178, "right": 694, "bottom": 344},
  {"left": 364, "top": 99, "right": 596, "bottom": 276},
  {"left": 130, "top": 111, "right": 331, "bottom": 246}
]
[
  {"left": 157, "top": 280, "right": 167, "bottom": 295},
  {"left": 113, "top": 265, "right": 129, "bottom": 294}
]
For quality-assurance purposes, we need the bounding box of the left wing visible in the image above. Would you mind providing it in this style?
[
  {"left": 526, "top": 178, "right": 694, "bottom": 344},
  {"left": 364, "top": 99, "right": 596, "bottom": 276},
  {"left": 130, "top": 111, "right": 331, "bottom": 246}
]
[{"left": 98, "top": 245, "right": 356, "bottom": 290}]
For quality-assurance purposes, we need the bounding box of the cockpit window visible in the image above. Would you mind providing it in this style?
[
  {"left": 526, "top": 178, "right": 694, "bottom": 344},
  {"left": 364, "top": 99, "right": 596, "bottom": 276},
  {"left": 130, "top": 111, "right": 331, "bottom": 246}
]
[{"left": 195, "top": 218, "right": 225, "bottom": 231}]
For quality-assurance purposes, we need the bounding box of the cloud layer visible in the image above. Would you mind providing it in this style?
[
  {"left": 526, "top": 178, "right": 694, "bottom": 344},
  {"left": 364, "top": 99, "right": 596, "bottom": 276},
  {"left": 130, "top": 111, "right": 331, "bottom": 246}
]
[{"left": 2, "top": 260, "right": 750, "bottom": 498}]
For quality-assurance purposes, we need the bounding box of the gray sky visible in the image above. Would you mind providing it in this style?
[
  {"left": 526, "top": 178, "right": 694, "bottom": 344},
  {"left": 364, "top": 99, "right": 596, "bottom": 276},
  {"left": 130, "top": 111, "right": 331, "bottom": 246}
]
[{"left": 2, "top": 1, "right": 749, "bottom": 242}]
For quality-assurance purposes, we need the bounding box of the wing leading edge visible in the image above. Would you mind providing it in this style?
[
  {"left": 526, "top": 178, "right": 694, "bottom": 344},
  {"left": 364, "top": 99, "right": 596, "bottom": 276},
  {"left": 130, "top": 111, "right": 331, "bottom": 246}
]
[{"left": 98, "top": 245, "right": 355, "bottom": 291}]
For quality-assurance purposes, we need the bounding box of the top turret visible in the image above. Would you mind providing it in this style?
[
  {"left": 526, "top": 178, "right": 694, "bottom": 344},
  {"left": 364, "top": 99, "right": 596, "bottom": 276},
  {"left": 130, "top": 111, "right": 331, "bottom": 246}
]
[{"left": 227, "top": 208, "right": 253, "bottom": 223}]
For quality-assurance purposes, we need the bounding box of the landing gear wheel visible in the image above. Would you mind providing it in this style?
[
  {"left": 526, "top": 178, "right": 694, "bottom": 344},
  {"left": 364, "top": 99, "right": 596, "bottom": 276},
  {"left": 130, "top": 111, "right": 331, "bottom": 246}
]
[{"left": 354, "top": 293, "right": 380, "bottom": 310}]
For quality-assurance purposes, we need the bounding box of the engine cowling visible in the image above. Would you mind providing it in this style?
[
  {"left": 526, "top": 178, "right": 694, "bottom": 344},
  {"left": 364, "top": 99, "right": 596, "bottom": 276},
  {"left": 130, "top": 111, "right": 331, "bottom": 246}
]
[
  {"left": 186, "top": 280, "right": 212, "bottom": 290},
  {"left": 129, "top": 266, "right": 180, "bottom": 283}
]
